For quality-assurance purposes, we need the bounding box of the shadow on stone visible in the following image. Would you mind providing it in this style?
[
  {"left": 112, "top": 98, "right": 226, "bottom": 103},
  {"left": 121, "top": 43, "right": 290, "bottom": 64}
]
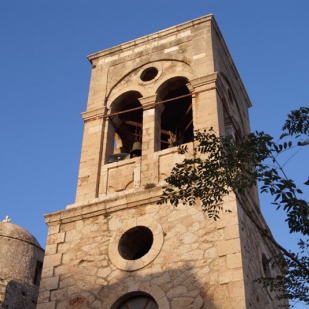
[
  {"left": 51, "top": 262, "right": 214, "bottom": 309},
  {"left": 1, "top": 279, "right": 39, "bottom": 309}
]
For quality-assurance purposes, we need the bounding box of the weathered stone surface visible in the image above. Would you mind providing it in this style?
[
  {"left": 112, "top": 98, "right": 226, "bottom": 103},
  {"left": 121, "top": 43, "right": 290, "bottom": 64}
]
[
  {"left": 43, "top": 253, "right": 62, "bottom": 268},
  {"left": 47, "top": 232, "right": 65, "bottom": 245},
  {"left": 227, "top": 253, "right": 242, "bottom": 269},
  {"left": 217, "top": 239, "right": 241, "bottom": 256},
  {"left": 40, "top": 276, "right": 59, "bottom": 291},
  {"left": 37, "top": 300, "right": 56, "bottom": 309}
]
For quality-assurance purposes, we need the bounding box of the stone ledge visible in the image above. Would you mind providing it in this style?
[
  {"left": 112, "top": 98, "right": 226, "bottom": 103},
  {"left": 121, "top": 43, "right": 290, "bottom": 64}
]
[{"left": 45, "top": 186, "right": 164, "bottom": 226}]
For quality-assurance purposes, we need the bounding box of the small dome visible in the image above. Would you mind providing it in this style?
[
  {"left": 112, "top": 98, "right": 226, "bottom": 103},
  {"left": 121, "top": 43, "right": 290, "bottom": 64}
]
[{"left": 0, "top": 222, "right": 41, "bottom": 248}]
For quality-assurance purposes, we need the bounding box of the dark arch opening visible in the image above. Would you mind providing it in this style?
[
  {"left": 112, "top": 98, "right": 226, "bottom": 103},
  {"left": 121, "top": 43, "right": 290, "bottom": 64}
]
[
  {"left": 110, "top": 91, "right": 143, "bottom": 156},
  {"left": 157, "top": 77, "right": 193, "bottom": 150},
  {"left": 111, "top": 292, "right": 158, "bottom": 309}
]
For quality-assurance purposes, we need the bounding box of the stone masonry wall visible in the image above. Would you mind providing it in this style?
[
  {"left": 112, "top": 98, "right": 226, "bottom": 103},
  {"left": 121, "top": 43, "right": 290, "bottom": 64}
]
[
  {"left": 38, "top": 187, "right": 249, "bottom": 309},
  {"left": 38, "top": 187, "right": 284, "bottom": 309},
  {"left": 237, "top": 201, "right": 288, "bottom": 308}
]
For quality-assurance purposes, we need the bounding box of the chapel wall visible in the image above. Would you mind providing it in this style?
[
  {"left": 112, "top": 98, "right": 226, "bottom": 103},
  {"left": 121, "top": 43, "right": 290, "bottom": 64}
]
[{"left": 0, "top": 222, "right": 44, "bottom": 309}]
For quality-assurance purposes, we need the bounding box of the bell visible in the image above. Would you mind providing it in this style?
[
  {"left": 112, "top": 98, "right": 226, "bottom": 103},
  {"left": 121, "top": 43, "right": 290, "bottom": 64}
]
[{"left": 130, "top": 141, "right": 142, "bottom": 158}]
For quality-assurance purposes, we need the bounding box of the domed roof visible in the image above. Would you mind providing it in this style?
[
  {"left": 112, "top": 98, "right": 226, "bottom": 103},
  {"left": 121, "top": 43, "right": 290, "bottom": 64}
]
[{"left": 0, "top": 222, "right": 42, "bottom": 248}]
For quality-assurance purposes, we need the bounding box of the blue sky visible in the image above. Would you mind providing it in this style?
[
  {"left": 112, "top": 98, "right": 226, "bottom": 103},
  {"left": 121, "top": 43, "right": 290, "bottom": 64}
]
[{"left": 1, "top": 1, "right": 309, "bottom": 307}]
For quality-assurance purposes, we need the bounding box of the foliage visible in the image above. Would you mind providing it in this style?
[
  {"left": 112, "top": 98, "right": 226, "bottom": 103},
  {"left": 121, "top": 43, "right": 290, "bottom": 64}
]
[{"left": 158, "top": 107, "right": 309, "bottom": 307}]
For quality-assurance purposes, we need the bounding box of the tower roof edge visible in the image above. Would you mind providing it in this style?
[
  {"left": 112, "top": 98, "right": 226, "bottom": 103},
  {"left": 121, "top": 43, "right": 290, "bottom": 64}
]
[{"left": 87, "top": 14, "right": 216, "bottom": 63}]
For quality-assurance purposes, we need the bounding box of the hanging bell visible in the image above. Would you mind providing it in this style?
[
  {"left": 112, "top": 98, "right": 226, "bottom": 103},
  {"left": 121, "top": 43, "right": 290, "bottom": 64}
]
[{"left": 130, "top": 141, "right": 142, "bottom": 158}]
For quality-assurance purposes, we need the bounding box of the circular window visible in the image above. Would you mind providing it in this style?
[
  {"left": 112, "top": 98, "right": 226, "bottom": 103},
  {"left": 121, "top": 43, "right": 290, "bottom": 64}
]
[
  {"left": 140, "top": 67, "right": 158, "bottom": 82},
  {"left": 108, "top": 217, "right": 164, "bottom": 271},
  {"left": 118, "top": 226, "right": 153, "bottom": 260}
]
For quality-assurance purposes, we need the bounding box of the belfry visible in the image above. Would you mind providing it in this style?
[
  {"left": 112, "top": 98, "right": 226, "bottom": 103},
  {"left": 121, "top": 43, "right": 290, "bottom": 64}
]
[{"left": 38, "top": 15, "right": 284, "bottom": 308}]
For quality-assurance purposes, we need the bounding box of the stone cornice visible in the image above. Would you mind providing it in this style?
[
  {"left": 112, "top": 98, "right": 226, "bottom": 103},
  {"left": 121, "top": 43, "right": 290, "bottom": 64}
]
[
  {"left": 190, "top": 72, "right": 218, "bottom": 90},
  {"left": 44, "top": 186, "right": 163, "bottom": 226},
  {"left": 81, "top": 107, "right": 106, "bottom": 122},
  {"left": 139, "top": 95, "right": 157, "bottom": 109},
  {"left": 87, "top": 14, "right": 214, "bottom": 63}
]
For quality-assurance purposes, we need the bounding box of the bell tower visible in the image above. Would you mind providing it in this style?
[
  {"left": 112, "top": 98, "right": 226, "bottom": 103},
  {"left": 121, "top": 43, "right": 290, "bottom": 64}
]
[{"left": 38, "top": 15, "right": 285, "bottom": 309}]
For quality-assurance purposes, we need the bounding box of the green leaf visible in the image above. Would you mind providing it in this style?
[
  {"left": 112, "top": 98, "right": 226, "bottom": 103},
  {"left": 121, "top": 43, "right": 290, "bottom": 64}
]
[
  {"left": 280, "top": 132, "right": 289, "bottom": 139},
  {"left": 298, "top": 140, "right": 309, "bottom": 146}
]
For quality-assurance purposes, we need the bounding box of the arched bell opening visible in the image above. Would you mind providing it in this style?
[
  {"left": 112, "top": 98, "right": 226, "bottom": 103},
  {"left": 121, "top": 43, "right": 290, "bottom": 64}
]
[
  {"left": 108, "top": 91, "right": 143, "bottom": 163},
  {"left": 156, "top": 77, "right": 193, "bottom": 150}
]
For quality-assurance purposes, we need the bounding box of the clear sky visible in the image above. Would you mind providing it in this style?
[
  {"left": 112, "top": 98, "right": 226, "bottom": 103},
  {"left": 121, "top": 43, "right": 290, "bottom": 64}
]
[{"left": 1, "top": 1, "right": 308, "bottom": 308}]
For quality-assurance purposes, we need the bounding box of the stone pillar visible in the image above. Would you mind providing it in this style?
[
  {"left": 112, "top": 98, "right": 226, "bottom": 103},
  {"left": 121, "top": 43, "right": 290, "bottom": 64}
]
[
  {"left": 75, "top": 107, "right": 106, "bottom": 203},
  {"left": 139, "top": 95, "right": 158, "bottom": 186},
  {"left": 190, "top": 73, "right": 221, "bottom": 132}
]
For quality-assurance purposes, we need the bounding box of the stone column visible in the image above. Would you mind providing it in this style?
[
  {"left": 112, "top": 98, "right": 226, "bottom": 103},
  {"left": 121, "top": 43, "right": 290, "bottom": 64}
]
[
  {"left": 190, "top": 73, "right": 221, "bottom": 132},
  {"left": 75, "top": 107, "right": 106, "bottom": 203},
  {"left": 138, "top": 95, "right": 158, "bottom": 186}
]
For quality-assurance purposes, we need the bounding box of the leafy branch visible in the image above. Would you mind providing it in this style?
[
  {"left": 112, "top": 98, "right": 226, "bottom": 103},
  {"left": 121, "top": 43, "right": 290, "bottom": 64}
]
[{"left": 158, "top": 107, "right": 309, "bottom": 306}]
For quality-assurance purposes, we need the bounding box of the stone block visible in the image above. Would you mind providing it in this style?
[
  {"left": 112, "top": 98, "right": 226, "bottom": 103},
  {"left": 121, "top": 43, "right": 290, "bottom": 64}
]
[
  {"left": 40, "top": 276, "right": 59, "bottom": 291},
  {"left": 45, "top": 244, "right": 57, "bottom": 255},
  {"left": 42, "top": 266, "right": 54, "bottom": 278},
  {"left": 227, "top": 253, "right": 242, "bottom": 269},
  {"left": 224, "top": 224, "right": 240, "bottom": 240},
  {"left": 47, "top": 232, "right": 65, "bottom": 245},
  {"left": 171, "top": 297, "right": 193, "bottom": 309},
  {"left": 60, "top": 221, "right": 76, "bottom": 232},
  {"left": 157, "top": 297, "right": 170, "bottom": 309},
  {"left": 48, "top": 224, "right": 60, "bottom": 235},
  {"left": 43, "top": 253, "right": 62, "bottom": 268},
  {"left": 228, "top": 281, "right": 245, "bottom": 298},
  {"left": 217, "top": 239, "right": 241, "bottom": 256},
  {"left": 204, "top": 246, "right": 217, "bottom": 259}
]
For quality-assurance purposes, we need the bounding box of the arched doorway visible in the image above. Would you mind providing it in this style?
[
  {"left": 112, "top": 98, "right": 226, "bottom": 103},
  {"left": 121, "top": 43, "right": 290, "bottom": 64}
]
[{"left": 111, "top": 292, "right": 158, "bottom": 309}]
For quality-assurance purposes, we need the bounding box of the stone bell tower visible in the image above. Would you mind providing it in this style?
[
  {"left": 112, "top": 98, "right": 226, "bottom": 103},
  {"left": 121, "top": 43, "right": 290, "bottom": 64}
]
[{"left": 38, "top": 15, "right": 285, "bottom": 309}]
